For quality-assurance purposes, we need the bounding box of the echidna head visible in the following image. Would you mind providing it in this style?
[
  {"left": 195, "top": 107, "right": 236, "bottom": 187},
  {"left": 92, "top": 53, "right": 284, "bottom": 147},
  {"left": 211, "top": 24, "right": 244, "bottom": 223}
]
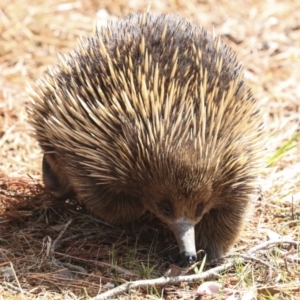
[{"left": 135, "top": 151, "right": 218, "bottom": 264}]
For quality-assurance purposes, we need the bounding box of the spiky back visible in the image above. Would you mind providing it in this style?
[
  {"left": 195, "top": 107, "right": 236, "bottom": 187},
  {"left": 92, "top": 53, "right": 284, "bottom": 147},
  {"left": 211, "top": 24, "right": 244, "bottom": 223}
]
[{"left": 28, "top": 13, "right": 264, "bottom": 195}]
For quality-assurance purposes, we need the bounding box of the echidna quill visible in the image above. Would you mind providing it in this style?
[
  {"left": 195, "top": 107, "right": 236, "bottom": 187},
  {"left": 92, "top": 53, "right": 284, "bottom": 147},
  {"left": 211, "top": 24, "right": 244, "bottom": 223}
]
[{"left": 28, "top": 13, "right": 265, "bottom": 264}]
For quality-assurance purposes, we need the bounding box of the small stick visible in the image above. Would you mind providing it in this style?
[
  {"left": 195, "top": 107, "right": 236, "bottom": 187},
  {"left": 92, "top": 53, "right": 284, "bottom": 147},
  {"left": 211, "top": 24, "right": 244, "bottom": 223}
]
[
  {"left": 50, "top": 219, "right": 73, "bottom": 261},
  {"left": 9, "top": 262, "right": 25, "bottom": 300},
  {"left": 222, "top": 254, "right": 276, "bottom": 270},
  {"left": 90, "top": 238, "right": 299, "bottom": 300},
  {"left": 45, "top": 219, "right": 89, "bottom": 274},
  {"left": 246, "top": 239, "right": 298, "bottom": 255},
  {"left": 91, "top": 262, "right": 235, "bottom": 300}
]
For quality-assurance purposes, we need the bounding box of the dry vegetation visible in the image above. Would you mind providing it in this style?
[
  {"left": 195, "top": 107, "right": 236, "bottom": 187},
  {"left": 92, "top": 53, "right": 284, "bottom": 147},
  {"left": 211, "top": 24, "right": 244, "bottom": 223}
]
[{"left": 0, "top": 0, "right": 299, "bottom": 299}]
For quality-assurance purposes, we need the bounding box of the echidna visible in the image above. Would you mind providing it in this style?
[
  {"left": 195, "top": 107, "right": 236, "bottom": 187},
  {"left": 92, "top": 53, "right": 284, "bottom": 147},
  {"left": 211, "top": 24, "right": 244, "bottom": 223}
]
[{"left": 28, "top": 13, "right": 265, "bottom": 264}]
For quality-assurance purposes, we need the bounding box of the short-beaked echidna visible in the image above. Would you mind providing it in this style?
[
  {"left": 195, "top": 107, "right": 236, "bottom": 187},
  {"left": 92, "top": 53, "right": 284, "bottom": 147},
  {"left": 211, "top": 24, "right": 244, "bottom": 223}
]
[{"left": 28, "top": 13, "right": 265, "bottom": 264}]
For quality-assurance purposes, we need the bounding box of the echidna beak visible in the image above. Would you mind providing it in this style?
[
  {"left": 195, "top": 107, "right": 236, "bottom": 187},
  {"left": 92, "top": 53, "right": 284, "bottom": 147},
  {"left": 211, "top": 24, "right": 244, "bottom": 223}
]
[{"left": 170, "top": 218, "right": 197, "bottom": 264}]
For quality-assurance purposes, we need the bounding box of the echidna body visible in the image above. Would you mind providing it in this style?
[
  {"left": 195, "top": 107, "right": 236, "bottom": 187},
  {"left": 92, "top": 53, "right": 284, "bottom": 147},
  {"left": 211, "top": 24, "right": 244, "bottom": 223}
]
[{"left": 28, "top": 13, "right": 264, "bottom": 263}]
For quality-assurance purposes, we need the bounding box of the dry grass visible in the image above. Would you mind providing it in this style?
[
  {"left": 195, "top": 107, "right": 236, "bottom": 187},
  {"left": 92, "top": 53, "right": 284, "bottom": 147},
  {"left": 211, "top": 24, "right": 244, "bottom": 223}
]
[{"left": 0, "top": 0, "right": 299, "bottom": 299}]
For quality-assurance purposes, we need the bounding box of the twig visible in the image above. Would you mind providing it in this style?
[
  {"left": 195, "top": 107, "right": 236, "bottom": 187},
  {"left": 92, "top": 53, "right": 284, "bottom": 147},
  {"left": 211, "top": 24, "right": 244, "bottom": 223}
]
[
  {"left": 46, "top": 218, "right": 88, "bottom": 273},
  {"left": 222, "top": 254, "right": 277, "bottom": 270},
  {"left": 9, "top": 262, "right": 25, "bottom": 300},
  {"left": 90, "top": 238, "right": 299, "bottom": 300},
  {"left": 246, "top": 239, "right": 299, "bottom": 255},
  {"left": 56, "top": 252, "right": 138, "bottom": 276},
  {"left": 61, "top": 262, "right": 88, "bottom": 274},
  {"left": 50, "top": 218, "right": 73, "bottom": 261},
  {"left": 91, "top": 262, "right": 234, "bottom": 300},
  {"left": 60, "top": 231, "right": 99, "bottom": 243}
]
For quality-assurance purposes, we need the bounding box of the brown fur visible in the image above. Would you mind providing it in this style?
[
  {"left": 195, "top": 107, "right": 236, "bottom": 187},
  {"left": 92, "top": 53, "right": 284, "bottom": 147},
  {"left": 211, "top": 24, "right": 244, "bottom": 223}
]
[{"left": 28, "top": 13, "right": 265, "bottom": 262}]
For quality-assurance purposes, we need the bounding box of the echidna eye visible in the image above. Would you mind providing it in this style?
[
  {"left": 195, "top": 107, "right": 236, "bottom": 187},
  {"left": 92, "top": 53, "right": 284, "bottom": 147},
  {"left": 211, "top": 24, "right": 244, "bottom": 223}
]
[
  {"left": 195, "top": 203, "right": 205, "bottom": 218},
  {"left": 158, "top": 200, "right": 173, "bottom": 217}
]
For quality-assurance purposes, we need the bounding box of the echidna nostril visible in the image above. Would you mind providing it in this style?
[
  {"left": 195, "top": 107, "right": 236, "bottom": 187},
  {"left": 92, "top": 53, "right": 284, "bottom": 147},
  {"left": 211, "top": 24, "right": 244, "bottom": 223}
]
[{"left": 183, "top": 252, "right": 197, "bottom": 264}]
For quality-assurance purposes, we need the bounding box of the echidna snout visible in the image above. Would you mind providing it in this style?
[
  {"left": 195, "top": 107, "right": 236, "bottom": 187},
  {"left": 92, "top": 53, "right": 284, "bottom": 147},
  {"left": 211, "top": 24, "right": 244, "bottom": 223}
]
[
  {"left": 28, "top": 12, "right": 265, "bottom": 265},
  {"left": 170, "top": 219, "right": 197, "bottom": 264}
]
